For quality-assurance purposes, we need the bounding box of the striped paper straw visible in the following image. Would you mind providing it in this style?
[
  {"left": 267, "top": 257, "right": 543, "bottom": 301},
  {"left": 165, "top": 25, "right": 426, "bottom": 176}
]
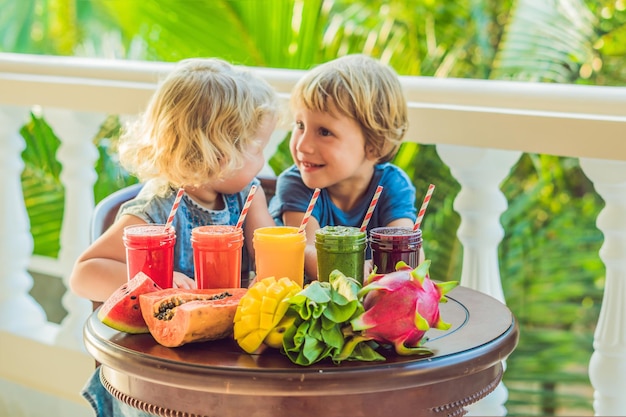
[
  {"left": 413, "top": 184, "right": 435, "bottom": 231},
  {"left": 298, "top": 188, "right": 321, "bottom": 233},
  {"left": 235, "top": 185, "right": 258, "bottom": 229},
  {"left": 164, "top": 187, "right": 185, "bottom": 230},
  {"left": 360, "top": 185, "right": 383, "bottom": 232}
]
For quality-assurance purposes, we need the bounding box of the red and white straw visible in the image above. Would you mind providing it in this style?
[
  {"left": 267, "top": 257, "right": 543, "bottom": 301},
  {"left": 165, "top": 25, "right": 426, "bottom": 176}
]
[
  {"left": 235, "top": 185, "right": 258, "bottom": 229},
  {"left": 413, "top": 184, "right": 435, "bottom": 231},
  {"left": 298, "top": 188, "right": 321, "bottom": 233},
  {"left": 360, "top": 185, "right": 383, "bottom": 232},
  {"left": 164, "top": 187, "right": 185, "bottom": 231}
]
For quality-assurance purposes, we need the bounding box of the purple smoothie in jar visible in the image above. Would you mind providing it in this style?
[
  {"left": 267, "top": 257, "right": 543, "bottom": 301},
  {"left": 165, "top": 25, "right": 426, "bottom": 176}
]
[{"left": 369, "top": 227, "right": 422, "bottom": 274}]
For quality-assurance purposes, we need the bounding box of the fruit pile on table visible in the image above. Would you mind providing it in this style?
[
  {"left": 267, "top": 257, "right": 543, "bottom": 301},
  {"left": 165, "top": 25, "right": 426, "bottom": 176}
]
[{"left": 98, "top": 261, "right": 457, "bottom": 366}]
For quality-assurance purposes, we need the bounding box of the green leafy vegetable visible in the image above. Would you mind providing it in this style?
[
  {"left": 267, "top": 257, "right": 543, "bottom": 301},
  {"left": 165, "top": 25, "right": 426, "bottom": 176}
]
[{"left": 282, "top": 270, "right": 384, "bottom": 366}]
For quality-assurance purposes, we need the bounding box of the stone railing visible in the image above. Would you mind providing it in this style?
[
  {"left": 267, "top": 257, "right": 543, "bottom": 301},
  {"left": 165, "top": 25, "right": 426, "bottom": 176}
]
[{"left": 1, "top": 52, "right": 625, "bottom": 417}]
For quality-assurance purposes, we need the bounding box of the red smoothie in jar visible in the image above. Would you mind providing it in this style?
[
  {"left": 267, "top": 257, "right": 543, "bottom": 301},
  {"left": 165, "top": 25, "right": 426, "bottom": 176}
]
[
  {"left": 123, "top": 224, "right": 176, "bottom": 288},
  {"left": 369, "top": 227, "right": 422, "bottom": 274},
  {"left": 191, "top": 225, "right": 244, "bottom": 289}
]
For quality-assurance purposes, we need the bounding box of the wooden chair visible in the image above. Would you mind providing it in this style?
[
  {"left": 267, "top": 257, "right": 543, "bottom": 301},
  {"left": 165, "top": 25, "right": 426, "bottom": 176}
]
[
  {"left": 89, "top": 183, "right": 144, "bottom": 311},
  {"left": 90, "top": 183, "right": 144, "bottom": 243}
]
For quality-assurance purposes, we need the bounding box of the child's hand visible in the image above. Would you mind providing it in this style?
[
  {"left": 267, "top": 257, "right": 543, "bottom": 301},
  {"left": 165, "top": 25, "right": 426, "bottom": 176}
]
[{"left": 173, "top": 272, "right": 197, "bottom": 289}]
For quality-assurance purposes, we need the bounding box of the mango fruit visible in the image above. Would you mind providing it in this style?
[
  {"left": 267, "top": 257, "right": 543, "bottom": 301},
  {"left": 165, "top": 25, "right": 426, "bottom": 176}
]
[{"left": 233, "top": 276, "right": 301, "bottom": 353}]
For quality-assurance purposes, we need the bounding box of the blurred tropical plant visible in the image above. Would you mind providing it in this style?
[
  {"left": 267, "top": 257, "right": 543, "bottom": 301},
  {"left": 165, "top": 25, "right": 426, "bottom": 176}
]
[
  {"left": 3, "top": 0, "right": 626, "bottom": 415},
  {"left": 486, "top": 1, "right": 615, "bottom": 414},
  {"left": 20, "top": 113, "right": 64, "bottom": 258},
  {"left": 19, "top": 113, "right": 137, "bottom": 257}
]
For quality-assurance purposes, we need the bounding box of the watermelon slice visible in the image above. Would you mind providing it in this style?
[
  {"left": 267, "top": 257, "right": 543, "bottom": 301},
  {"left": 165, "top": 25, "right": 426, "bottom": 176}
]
[{"left": 97, "top": 272, "right": 162, "bottom": 333}]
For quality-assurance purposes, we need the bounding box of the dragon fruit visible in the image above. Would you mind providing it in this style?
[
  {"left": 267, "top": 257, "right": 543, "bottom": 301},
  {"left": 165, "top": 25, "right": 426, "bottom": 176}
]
[{"left": 350, "top": 260, "right": 458, "bottom": 355}]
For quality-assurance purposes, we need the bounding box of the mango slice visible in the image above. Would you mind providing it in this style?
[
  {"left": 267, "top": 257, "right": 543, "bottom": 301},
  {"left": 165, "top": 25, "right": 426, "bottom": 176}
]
[{"left": 234, "top": 276, "right": 301, "bottom": 353}]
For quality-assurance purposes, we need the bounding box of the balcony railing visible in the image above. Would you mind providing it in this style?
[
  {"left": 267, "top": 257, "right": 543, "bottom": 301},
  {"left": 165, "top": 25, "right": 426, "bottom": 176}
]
[{"left": 1, "top": 52, "right": 625, "bottom": 417}]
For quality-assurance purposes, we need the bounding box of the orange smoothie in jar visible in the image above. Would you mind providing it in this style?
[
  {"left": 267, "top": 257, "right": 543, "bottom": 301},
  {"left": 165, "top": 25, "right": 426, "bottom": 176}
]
[
  {"left": 191, "top": 225, "right": 244, "bottom": 289},
  {"left": 253, "top": 226, "right": 306, "bottom": 286}
]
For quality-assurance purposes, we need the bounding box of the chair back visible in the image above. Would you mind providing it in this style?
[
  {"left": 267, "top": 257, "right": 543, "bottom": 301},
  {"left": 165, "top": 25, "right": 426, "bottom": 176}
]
[
  {"left": 89, "top": 183, "right": 143, "bottom": 313},
  {"left": 91, "top": 183, "right": 144, "bottom": 243}
]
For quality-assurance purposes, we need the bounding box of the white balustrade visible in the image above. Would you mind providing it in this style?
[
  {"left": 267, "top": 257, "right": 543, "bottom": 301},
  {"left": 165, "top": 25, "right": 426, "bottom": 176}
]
[
  {"left": 579, "top": 158, "right": 626, "bottom": 416},
  {"left": 437, "top": 145, "right": 522, "bottom": 416},
  {"left": 436, "top": 145, "right": 522, "bottom": 302},
  {"left": 44, "top": 109, "right": 106, "bottom": 351},
  {"left": 0, "top": 106, "right": 55, "bottom": 340}
]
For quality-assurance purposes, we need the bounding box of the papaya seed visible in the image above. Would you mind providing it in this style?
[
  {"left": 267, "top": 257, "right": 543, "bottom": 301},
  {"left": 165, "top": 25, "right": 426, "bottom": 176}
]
[{"left": 154, "top": 292, "right": 234, "bottom": 321}]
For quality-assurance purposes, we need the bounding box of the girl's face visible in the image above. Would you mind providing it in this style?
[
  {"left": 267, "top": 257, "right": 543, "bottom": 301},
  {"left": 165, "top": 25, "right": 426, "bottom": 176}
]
[
  {"left": 289, "top": 105, "right": 376, "bottom": 192},
  {"left": 214, "top": 116, "right": 277, "bottom": 194}
]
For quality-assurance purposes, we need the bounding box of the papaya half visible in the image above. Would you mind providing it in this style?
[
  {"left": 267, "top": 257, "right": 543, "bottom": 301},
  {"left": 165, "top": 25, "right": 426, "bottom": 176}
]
[{"left": 139, "top": 288, "right": 247, "bottom": 347}]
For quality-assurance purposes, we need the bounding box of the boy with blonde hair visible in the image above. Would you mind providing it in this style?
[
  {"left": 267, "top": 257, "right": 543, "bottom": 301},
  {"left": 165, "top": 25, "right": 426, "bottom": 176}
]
[{"left": 270, "top": 54, "right": 418, "bottom": 281}]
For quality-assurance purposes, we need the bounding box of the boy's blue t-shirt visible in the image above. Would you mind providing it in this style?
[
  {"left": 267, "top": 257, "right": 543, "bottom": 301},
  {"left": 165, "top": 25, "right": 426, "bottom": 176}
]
[
  {"left": 269, "top": 163, "right": 417, "bottom": 236},
  {"left": 117, "top": 178, "right": 259, "bottom": 280}
]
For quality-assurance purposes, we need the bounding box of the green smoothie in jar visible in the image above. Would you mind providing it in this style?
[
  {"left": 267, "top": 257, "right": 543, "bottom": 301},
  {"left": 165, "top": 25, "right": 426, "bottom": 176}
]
[{"left": 315, "top": 226, "right": 367, "bottom": 284}]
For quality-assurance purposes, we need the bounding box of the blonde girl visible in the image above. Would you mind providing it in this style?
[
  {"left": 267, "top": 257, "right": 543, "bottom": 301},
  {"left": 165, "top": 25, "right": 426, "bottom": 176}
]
[
  {"left": 70, "top": 57, "right": 279, "bottom": 303},
  {"left": 71, "top": 58, "right": 279, "bottom": 417}
]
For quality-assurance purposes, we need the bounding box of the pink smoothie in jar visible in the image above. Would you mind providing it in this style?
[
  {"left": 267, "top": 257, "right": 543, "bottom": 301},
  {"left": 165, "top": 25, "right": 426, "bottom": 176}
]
[{"left": 123, "top": 224, "right": 176, "bottom": 288}]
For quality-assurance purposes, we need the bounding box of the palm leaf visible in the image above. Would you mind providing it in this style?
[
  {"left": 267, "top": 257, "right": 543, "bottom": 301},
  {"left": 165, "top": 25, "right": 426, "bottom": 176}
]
[
  {"left": 20, "top": 113, "right": 64, "bottom": 258},
  {"left": 492, "top": 0, "right": 597, "bottom": 82},
  {"left": 98, "top": 0, "right": 327, "bottom": 67},
  {"left": 97, "top": 0, "right": 425, "bottom": 71},
  {"left": 92, "top": 116, "right": 139, "bottom": 203},
  {"left": 0, "top": 0, "right": 83, "bottom": 55}
]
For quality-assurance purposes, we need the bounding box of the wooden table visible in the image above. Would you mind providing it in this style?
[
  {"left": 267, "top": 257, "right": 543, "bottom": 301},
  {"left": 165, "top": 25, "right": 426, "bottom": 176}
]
[{"left": 84, "top": 285, "right": 518, "bottom": 417}]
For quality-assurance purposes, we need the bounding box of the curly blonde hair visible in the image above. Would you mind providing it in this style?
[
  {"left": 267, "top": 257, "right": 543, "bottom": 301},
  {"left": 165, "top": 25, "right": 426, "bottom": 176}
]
[
  {"left": 118, "top": 58, "right": 279, "bottom": 189},
  {"left": 291, "top": 54, "right": 408, "bottom": 163}
]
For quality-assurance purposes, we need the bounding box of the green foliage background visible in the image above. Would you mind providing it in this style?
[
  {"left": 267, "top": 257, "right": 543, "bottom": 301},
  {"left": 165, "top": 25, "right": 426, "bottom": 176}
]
[{"left": 3, "top": 0, "right": 625, "bottom": 415}]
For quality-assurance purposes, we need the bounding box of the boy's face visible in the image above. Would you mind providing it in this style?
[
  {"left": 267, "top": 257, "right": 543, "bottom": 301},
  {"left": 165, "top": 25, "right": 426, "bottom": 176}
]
[{"left": 290, "top": 104, "right": 376, "bottom": 192}]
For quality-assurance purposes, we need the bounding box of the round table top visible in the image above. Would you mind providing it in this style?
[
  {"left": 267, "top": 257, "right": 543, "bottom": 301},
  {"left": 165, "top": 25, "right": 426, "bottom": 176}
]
[{"left": 84, "top": 285, "right": 518, "bottom": 398}]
